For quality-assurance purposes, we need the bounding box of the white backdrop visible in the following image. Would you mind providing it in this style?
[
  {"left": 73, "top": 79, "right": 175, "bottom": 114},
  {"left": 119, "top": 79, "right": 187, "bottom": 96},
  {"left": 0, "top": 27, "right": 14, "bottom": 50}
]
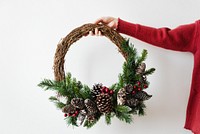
[{"left": 0, "top": 0, "right": 200, "bottom": 134}]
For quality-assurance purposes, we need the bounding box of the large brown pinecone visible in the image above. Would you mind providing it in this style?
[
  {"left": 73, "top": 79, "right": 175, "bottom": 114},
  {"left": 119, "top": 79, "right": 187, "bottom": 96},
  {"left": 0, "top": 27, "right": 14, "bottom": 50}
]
[{"left": 96, "top": 93, "right": 112, "bottom": 113}]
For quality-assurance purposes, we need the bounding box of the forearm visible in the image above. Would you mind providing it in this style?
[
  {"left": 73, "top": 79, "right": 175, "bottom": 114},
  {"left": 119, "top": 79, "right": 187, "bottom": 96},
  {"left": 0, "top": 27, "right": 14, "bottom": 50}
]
[{"left": 117, "top": 18, "right": 196, "bottom": 53}]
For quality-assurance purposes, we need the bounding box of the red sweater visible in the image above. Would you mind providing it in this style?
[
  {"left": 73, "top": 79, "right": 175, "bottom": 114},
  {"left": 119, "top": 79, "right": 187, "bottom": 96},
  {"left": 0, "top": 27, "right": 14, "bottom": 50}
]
[{"left": 117, "top": 18, "right": 200, "bottom": 134}]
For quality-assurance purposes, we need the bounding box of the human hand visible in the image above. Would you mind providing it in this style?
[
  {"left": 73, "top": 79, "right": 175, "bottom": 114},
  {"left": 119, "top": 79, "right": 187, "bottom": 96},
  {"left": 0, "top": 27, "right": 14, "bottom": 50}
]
[{"left": 89, "top": 16, "right": 118, "bottom": 36}]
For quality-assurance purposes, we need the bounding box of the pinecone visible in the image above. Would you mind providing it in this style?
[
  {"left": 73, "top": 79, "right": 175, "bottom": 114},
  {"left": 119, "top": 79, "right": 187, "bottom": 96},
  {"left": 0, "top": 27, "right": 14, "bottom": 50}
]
[
  {"left": 87, "top": 113, "right": 96, "bottom": 122},
  {"left": 136, "top": 63, "right": 146, "bottom": 75},
  {"left": 124, "top": 84, "right": 134, "bottom": 94},
  {"left": 71, "top": 98, "right": 85, "bottom": 109},
  {"left": 139, "top": 75, "right": 147, "bottom": 84},
  {"left": 133, "top": 91, "right": 152, "bottom": 101},
  {"left": 84, "top": 99, "right": 98, "bottom": 114},
  {"left": 117, "top": 88, "right": 126, "bottom": 105},
  {"left": 91, "top": 83, "right": 102, "bottom": 99},
  {"left": 96, "top": 93, "right": 112, "bottom": 113},
  {"left": 126, "top": 98, "right": 139, "bottom": 107},
  {"left": 62, "top": 104, "right": 76, "bottom": 114},
  {"left": 77, "top": 110, "right": 87, "bottom": 126}
]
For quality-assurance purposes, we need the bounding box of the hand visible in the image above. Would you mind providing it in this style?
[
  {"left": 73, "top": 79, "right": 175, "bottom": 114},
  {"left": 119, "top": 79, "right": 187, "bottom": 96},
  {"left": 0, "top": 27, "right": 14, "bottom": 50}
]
[
  {"left": 89, "top": 17, "right": 118, "bottom": 36},
  {"left": 94, "top": 17, "right": 118, "bottom": 29}
]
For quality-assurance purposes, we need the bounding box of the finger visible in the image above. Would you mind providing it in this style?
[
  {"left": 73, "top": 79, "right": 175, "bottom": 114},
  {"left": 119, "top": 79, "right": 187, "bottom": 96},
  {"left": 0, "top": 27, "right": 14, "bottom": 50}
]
[
  {"left": 89, "top": 31, "right": 94, "bottom": 36},
  {"left": 95, "top": 28, "right": 99, "bottom": 36},
  {"left": 94, "top": 17, "right": 104, "bottom": 24},
  {"left": 98, "top": 31, "right": 102, "bottom": 36},
  {"left": 108, "top": 21, "right": 116, "bottom": 29}
]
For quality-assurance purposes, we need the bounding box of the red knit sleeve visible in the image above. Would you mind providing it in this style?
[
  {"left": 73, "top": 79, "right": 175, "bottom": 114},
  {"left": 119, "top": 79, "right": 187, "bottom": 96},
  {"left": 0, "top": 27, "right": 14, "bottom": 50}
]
[{"left": 117, "top": 18, "right": 197, "bottom": 53}]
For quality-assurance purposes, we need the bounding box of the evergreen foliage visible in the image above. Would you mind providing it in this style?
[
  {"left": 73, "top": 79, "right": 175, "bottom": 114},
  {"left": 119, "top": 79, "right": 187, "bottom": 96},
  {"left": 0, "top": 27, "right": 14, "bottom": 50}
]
[{"left": 38, "top": 39, "right": 155, "bottom": 128}]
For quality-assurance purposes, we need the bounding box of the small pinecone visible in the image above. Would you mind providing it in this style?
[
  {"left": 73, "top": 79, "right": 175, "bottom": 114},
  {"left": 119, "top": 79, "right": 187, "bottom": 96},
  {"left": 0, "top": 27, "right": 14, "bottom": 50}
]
[
  {"left": 62, "top": 104, "right": 76, "bottom": 114},
  {"left": 96, "top": 93, "right": 112, "bottom": 113},
  {"left": 125, "top": 84, "right": 134, "bottom": 94},
  {"left": 117, "top": 88, "right": 126, "bottom": 105},
  {"left": 87, "top": 113, "right": 96, "bottom": 122},
  {"left": 84, "top": 99, "right": 98, "bottom": 114},
  {"left": 126, "top": 98, "right": 139, "bottom": 107},
  {"left": 77, "top": 110, "right": 87, "bottom": 126},
  {"left": 139, "top": 75, "right": 147, "bottom": 84},
  {"left": 71, "top": 98, "right": 85, "bottom": 109},
  {"left": 91, "top": 83, "right": 102, "bottom": 99},
  {"left": 136, "top": 63, "right": 146, "bottom": 75},
  {"left": 134, "top": 91, "right": 152, "bottom": 101}
]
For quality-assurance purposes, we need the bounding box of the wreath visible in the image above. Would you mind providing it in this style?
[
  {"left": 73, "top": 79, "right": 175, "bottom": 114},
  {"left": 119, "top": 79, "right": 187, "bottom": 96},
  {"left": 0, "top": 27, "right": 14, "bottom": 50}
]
[{"left": 38, "top": 23, "right": 155, "bottom": 128}]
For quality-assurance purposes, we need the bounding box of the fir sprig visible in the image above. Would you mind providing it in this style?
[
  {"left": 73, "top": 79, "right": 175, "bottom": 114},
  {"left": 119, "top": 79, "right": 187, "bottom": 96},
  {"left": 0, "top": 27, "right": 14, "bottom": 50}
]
[{"left": 105, "top": 113, "right": 112, "bottom": 125}]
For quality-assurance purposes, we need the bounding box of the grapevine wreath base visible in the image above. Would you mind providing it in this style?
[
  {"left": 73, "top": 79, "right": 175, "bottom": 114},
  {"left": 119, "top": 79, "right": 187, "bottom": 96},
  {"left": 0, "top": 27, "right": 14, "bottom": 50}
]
[{"left": 38, "top": 23, "right": 155, "bottom": 128}]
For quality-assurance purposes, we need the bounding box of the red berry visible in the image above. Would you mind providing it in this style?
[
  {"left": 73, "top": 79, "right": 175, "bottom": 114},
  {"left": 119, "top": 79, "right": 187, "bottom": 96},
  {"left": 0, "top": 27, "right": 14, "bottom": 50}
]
[
  {"left": 64, "top": 113, "right": 67, "bottom": 117},
  {"left": 105, "top": 88, "right": 109, "bottom": 93},
  {"left": 109, "top": 90, "right": 114, "bottom": 95},
  {"left": 133, "top": 85, "right": 137, "bottom": 89},
  {"left": 102, "top": 86, "right": 107, "bottom": 90},
  {"left": 138, "top": 87, "right": 141, "bottom": 91},
  {"left": 72, "top": 113, "right": 76, "bottom": 117},
  {"left": 68, "top": 113, "right": 71, "bottom": 116},
  {"left": 101, "top": 86, "right": 106, "bottom": 93},
  {"left": 144, "top": 85, "right": 148, "bottom": 88},
  {"left": 137, "top": 81, "right": 141, "bottom": 86},
  {"left": 75, "top": 110, "right": 79, "bottom": 115},
  {"left": 132, "top": 91, "right": 136, "bottom": 95}
]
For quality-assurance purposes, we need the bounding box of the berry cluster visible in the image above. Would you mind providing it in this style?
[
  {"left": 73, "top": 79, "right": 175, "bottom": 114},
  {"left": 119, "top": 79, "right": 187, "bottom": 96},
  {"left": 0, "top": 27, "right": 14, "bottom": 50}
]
[
  {"left": 132, "top": 81, "right": 148, "bottom": 95},
  {"left": 64, "top": 109, "right": 79, "bottom": 117},
  {"left": 100, "top": 86, "right": 114, "bottom": 95}
]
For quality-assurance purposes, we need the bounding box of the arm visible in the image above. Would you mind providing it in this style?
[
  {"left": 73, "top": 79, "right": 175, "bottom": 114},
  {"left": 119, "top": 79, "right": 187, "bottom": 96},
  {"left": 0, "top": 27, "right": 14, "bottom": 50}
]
[{"left": 117, "top": 19, "right": 197, "bottom": 53}]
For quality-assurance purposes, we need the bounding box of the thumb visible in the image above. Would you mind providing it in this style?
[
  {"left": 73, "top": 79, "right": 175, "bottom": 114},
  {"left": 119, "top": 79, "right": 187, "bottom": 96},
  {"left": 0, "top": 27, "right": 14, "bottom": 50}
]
[
  {"left": 107, "top": 21, "right": 117, "bottom": 29},
  {"left": 94, "top": 18, "right": 104, "bottom": 24}
]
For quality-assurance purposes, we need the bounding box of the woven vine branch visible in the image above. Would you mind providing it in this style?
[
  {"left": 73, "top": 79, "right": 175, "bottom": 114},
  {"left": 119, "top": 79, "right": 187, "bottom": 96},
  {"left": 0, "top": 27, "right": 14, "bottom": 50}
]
[{"left": 53, "top": 23, "right": 127, "bottom": 81}]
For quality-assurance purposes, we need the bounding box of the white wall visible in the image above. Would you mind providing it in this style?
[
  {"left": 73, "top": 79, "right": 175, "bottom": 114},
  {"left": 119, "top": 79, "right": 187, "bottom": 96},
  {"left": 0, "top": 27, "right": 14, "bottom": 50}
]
[{"left": 0, "top": 0, "right": 199, "bottom": 134}]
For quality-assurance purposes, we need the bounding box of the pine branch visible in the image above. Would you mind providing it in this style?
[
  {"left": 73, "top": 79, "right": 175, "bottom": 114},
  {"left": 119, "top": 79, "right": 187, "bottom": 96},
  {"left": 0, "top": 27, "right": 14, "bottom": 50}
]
[
  {"left": 143, "top": 68, "right": 156, "bottom": 75},
  {"left": 105, "top": 113, "right": 112, "bottom": 125},
  {"left": 138, "top": 102, "right": 146, "bottom": 116},
  {"left": 49, "top": 96, "right": 58, "bottom": 102},
  {"left": 55, "top": 101, "right": 66, "bottom": 109},
  {"left": 79, "top": 85, "right": 91, "bottom": 99},
  {"left": 83, "top": 120, "right": 95, "bottom": 129},
  {"left": 38, "top": 79, "right": 65, "bottom": 91},
  {"left": 109, "top": 83, "right": 117, "bottom": 90},
  {"left": 115, "top": 105, "right": 133, "bottom": 123},
  {"left": 65, "top": 116, "right": 78, "bottom": 127},
  {"left": 83, "top": 113, "right": 102, "bottom": 128},
  {"left": 115, "top": 105, "right": 132, "bottom": 113},
  {"left": 137, "top": 49, "right": 148, "bottom": 65},
  {"left": 121, "top": 40, "right": 137, "bottom": 58},
  {"left": 115, "top": 111, "right": 132, "bottom": 123},
  {"left": 116, "top": 74, "right": 124, "bottom": 91}
]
